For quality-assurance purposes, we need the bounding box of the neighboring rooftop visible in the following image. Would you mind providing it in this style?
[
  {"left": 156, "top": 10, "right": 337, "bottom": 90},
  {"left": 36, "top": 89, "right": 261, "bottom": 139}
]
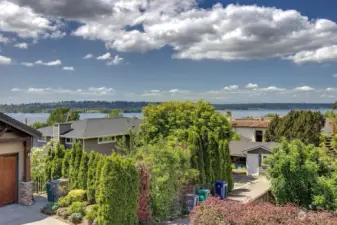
[
  {"left": 230, "top": 140, "right": 280, "bottom": 157},
  {"left": 232, "top": 119, "right": 270, "bottom": 128},
  {"left": 38, "top": 117, "right": 142, "bottom": 139},
  {"left": 0, "top": 112, "right": 41, "bottom": 137}
]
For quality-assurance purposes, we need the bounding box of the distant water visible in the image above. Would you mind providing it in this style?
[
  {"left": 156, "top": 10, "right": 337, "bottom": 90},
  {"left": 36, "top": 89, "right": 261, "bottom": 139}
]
[{"left": 7, "top": 109, "right": 330, "bottom": 125}]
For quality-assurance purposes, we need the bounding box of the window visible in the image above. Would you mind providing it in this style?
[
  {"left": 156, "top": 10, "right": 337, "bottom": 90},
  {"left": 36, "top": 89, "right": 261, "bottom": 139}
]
[
  {"left": 98, "top": 136, "right": 116, "bottom": 144},
  {"left": 255, "top": 130, "right": 263, "bottom": 142},
  {"left": 38, "top": 136, "right": 47, "bottom": 143},
  {"left": 65, "top": 138, "right": 73, "bottom": 144}
]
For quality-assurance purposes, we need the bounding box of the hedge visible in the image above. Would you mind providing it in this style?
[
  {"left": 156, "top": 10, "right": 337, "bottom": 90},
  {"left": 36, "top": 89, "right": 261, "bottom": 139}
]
[
  {"left": 97, "top": 154, "right": 139, "bottom": 225},
  {"left": 190, "top": 197, "right": 337, "bottom": 225}
]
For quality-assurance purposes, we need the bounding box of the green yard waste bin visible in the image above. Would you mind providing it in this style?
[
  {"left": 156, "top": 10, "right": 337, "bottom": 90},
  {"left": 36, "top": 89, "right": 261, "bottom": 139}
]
[
  {"left": 46, "top": 182, "right": 54, "bottom": 202},
  {"left": 196, "top": 189, "right": 210, "bottom": 202}
]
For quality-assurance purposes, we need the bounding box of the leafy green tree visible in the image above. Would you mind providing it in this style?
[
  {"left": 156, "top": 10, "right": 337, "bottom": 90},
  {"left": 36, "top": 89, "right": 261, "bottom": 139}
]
[
  {"left": 78, "top": 152, "right": 88, "bottom": 189},
  {"left": 266, "top": 140, "right": 321, "bottom": 208},
  {"left": 47, "top": 107, "right": 80, "bottom": 125},
  {"left": 265, "top": 110, "right": 325, "bottom": 146},
  {"left": 31, "top": 147, "right": 46, "bottom": 182},
  {"left": 97, "top": 154, "right": 139, "bottom": 225},
  {"left": 136, "top": 140, "right": 197, "bottom": 222},
  {"left": 140, "top": 101, "right": 233, "bottom": 184},
  {"left": 31, "top": 121, "right": 49, "bottom": 129},
  {"left": 62, "top": 151, "right": 72, "bottom": 178},
  {"left": 105, "top": 109, "right": 123, "bottom": 119}
]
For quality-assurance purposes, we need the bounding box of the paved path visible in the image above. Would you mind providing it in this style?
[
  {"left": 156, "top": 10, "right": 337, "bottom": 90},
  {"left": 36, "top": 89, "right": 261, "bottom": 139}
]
[
  {"left": 160, "top": 217, "right": 189, "bottom": 225},
  {"left": 228, "top": 176, "right": 270, "bottom": 203},
  {"left": 0, "top": 195, "right": 67, "bottom": 225}
]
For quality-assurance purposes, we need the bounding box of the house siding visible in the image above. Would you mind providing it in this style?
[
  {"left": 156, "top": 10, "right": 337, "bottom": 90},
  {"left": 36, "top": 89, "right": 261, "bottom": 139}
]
[
  {"left": 234, "top": 127, "right": 267, "bottom": 142},
  {"left": 84, "top": 138, "right": 117, "bottom": 155}
]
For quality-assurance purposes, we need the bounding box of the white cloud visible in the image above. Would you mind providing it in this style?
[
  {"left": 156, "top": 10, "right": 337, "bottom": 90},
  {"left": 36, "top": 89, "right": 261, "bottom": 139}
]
[
  {"left": 288, "top": 45, "right": 337, "bottom": 64},
  {"left": 11, "top": 88, "right": 22, "bottom": 92},
  {"left": 35, "top": 59, "right": 62, "bottom": 66},
  {"left": 149, "top": 90, "right": 160, "bottom": 93},
  {"left": 19, "top": 87, "right": 115, "bottom": 96},
  {"left": 260, "top": 86, "right": 285, "bottom": 92},
  {"left": 0, "top": 1, "right": 65, "bottom": 40},
  {"left": 326, "top": 88, "right": 337, "bottom": 92},
  {"left": 0, "top": 34, "right": 10, "bottom": 44},
  {"left": 107, "top": 55, "right": 124, "bottom": 65},
  {"left": 83, "top": 54, "right": 93, "bottom": 59},
  {"left": 69, "top": 3, "right": 337, "bottom": 63},
  {"left": 224, "top": 85, "right": 239, "bottom": 91},
  {"left": 293, "top": 86, "right": 315, "bottom": 91},
  {"left": 63, "top": 66, "right": 75, "bottom": 71},
  {"left": 21, "top": 62, "right": 34, "bottom": 67},
  {"left": 14, "top": 42, "right": 28, "bottom": 49},
  {"left": 96, "top": 52, "right": 111, "bottom": 60},
  {"left": 333, "top": 74, "right": 337, "bottom": 78},
  {"left": 0, "top": 55, "right": 11, "bottom": 64},
  {"left": 246, "top": 83, "right": 258, "bottom": 89}
]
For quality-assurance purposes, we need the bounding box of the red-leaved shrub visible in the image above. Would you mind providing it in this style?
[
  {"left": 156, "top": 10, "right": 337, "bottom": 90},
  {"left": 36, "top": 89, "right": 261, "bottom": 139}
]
[
  {"left": 138, "top": 164, "right": 152, "bottom": 224},
  {"left": 190, "top": 197, "right": 337, "bottom": 225}
]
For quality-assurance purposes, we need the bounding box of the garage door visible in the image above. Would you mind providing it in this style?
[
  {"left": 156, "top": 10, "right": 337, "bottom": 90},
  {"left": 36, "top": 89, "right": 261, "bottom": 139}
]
[{"left": 0, "top": 155, "right": 17, "bottom": 206}]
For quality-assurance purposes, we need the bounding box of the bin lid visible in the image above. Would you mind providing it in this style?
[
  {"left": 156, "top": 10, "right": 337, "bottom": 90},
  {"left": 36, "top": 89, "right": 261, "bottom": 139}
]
[
  {"left": 215, "top": 181, "right": 228, "bottom": 185},
  {"left": 197, "top": 189, "right": 210, "bottom": 195}
]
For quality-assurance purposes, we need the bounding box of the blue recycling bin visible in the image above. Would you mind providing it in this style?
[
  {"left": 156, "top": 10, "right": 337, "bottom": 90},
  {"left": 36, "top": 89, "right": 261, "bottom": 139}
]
[{"left": 215, "top": 181, "right": 228, "bottom": 200}]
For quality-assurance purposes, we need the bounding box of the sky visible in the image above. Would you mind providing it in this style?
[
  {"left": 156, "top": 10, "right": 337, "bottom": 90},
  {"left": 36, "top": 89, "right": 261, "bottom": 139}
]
[{"left": 1, "top": 0, "right": 337, "bottom": 104}]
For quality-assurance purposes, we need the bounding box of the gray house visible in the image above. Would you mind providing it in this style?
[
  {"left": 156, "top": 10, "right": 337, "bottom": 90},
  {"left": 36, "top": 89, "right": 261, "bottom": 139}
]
[{"left": 35, "top": 117, "right": 142, "bottom": 155}]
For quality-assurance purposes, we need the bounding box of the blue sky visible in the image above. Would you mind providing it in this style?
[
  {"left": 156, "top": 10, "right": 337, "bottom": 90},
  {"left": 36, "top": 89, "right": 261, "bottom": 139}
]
[{"left": 1, "top": 0, "right": 337, "bottom": 103}]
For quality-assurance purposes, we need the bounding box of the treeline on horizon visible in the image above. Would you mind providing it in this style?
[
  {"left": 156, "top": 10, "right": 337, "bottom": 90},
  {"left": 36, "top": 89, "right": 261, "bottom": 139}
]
[{"left": 0, "top": 101, "right": 334, "bottom": 113}]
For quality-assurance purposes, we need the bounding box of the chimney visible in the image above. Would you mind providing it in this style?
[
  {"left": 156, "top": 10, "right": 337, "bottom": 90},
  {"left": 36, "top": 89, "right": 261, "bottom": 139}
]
[{"left": 53, "top": 123, "right": 72, "bottom": 143}]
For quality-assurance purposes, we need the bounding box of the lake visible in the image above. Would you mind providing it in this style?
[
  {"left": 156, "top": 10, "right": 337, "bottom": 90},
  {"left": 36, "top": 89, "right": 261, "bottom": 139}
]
[{"left": 7, "top": 109, "right": 331, "bottom": 125}]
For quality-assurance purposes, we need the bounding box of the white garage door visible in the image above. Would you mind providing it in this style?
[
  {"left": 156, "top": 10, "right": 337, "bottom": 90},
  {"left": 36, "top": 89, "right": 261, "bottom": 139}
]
[{"left": 246, "top": 154, "right": 259, "bottom": 176}]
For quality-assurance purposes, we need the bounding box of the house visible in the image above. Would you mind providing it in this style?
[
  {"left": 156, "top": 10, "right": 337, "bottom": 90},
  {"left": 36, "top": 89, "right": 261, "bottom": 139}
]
[
  {"left": 232, "top": 118, "right": 270, "bottom": 142},
  {"left": 230, "top": 118, "right": 278, "bottom": 176},
  {"left": 230, "top": 140, "right": 280, "bottom": 176},
  {"left": 35, "top": 117, "right": 142, "bottom": 155},
  {"left": 0, "top": 113, "right": 41, "bottom": 207}
]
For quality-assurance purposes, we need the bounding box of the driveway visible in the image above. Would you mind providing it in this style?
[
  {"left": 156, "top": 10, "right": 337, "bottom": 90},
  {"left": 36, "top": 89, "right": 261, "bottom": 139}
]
[
  {"left": 228, "top": 176, "right": 271, "bottom": 203},
  {"left": 0, "top": 195, "right": 67, "bottom": 225}
]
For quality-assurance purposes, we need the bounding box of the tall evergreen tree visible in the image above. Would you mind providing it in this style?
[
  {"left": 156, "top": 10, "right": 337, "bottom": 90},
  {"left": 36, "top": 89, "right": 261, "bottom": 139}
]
[
  {"left": 71, "top": 141, "right": 83, "bottom": 189},
  {"left": 87, "top": 151, "right": 98, "bottom": 203},
  {"left": 223, "top": 141, "right": 233, "bottom": 191},
  {"left": 78, "top": 151, "right": 88, "bottom": 189},
  {"left": 95, "top": 155, "right": 105, "bottom": 203},
  {"left": 51, "top": 143, "right": 65, "bottom": 180},
  {"left": 62, "top": 150, "right": 72, "bottom": 178}
]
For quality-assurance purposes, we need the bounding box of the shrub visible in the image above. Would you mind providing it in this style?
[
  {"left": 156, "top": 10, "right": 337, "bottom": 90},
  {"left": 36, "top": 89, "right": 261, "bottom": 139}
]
[
  {"left": 41, "top": 203, "right": 59, "bottom": 215},
  {"left": 68, "top": 189, "right": 87, "bottom": 202},
  {"left": 51, "top": 143, "right": 65, "bottom": 180},
  {"left": 190, "top": 197, "right": 337, "bottom": 225},
  {"left": 62, "top": 150, "right": 72, "bottom": 178},
  {"left": 97, "top": 154, "right": 139, "bottom": 225},
  {"left": 58, "top": 196, "right": 71, "bottom": 207},
  {"left": 68, "top": 201, "right": 86, "bottom": 215},
  {"left": 56, "top": 207, "right": 70, "bottom": 219},
  {"left": 85, "top": 204, "right": 99, "bottom": 225},
  {"left": 69, "top": 213, "right": 83, "bottom": 224}
]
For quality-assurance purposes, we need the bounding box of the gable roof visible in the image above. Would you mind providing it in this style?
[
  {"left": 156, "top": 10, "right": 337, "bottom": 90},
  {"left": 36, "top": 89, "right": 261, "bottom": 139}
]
[
  {"left": 38, "top": 117, "right": 142, "bottom": 139},
  {"left": 232, "top": 119, "right": 270, "bottom": 128},
  {"left": 0, "top": 113, "right": 42, "bottom": 137},
  {"left": 229, "top": 140, "right": 280, "bottom": 157}
]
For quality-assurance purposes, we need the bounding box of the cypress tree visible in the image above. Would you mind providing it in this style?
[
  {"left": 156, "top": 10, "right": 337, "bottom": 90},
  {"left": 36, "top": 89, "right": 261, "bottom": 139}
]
[
  {"left": 95, "top": 155, "right": 105, "bottom": 203},
  {"left": 71, "top": 141, "right": 83, "bottom": 189},
  {"left": 51, "top": 143, "right": 65, "bottom": 180},
  {"left": 78, "top": 151, "right": 88, "bottom": 189},
  {"left": 62, "top": 150, "right": 72, "bottom": 178},
  {"left": 223, "top": 141, "right": 233, "bottom": 192},
  {"left": 45, "top": 148, "right": 55, "bottom": 181},
  {"left": 87, "top": 151, "right": 97, "bottom": 203}
]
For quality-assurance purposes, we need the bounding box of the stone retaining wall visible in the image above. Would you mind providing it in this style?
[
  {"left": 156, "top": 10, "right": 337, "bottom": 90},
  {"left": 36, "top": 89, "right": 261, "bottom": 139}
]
[{"left": 19, "top": 181, "right": 33, "bottom": 205}]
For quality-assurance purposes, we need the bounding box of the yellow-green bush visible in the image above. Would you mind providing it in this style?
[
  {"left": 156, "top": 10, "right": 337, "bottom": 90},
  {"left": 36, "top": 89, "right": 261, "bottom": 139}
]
[
  {"left": 68, "top": 201, "right": 86, "bottom": 215},
  {"left": 68, "top": 189, "right": 86, "bottom": 202}
]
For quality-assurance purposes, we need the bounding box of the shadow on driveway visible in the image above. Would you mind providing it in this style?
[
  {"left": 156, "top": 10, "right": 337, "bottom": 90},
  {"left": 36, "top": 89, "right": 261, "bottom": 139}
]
[{"left": 0, "top": 195, "right": 66, "bottom": 225}]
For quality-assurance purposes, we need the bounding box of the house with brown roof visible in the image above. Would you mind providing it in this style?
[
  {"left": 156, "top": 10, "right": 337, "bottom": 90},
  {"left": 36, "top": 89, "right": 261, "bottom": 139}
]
[{"left": 232, "top": 118, "right": 270, "bottom": 142}]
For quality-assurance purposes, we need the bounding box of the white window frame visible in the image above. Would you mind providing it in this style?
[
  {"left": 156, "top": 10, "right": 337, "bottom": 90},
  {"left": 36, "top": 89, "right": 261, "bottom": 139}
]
[
  {"left": 98, "top": 136, "right": 117, "bottom": 144},
  {"left": 65, "top": 138, "right": 73, "bottom": 145},
  {"left": 261, "top": 154, "right": 269, "bottom": 167},
  {"left": 38, "top": 136, "right": 47, "bottom": 143}
]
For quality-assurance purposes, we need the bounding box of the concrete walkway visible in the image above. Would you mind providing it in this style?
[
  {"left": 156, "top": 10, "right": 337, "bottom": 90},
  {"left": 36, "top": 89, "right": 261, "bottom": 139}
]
[
  {"left": 0, "top": 195, "right": 67, "bottom": 225},
  {"left": 228, "top": 176, "right": 271, "bottom": 203}
]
